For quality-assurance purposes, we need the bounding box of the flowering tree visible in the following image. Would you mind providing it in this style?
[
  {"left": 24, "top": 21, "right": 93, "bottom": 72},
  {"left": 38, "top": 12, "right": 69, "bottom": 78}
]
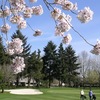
[{"left": 0, "top": 0, "right": 99, "bottom": 74}]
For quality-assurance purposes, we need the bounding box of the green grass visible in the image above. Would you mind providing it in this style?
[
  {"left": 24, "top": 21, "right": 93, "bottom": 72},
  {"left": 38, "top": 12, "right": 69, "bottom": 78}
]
[{"left": 0, "top": 87, "right": 100, "bottom": 100}]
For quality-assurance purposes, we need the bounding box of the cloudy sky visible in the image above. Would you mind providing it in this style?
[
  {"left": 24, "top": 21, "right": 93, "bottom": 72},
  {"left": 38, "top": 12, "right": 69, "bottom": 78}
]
[{"left": 1, "top": 0, "right": 100, "bottom": 55}]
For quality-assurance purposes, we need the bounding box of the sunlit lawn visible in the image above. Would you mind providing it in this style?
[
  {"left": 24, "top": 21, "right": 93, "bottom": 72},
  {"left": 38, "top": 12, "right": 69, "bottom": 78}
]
[{"left": 0, "top": 87, "right": 100, "bottom": 100}]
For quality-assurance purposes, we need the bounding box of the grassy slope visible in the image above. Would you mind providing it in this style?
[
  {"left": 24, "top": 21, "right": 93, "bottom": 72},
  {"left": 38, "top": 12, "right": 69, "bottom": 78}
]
[{"left": 0, "top": 87, "right": 100, "bottom": 100}]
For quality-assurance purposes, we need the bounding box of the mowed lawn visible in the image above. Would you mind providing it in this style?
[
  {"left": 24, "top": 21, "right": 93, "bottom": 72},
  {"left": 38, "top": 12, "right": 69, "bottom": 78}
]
[{"left": 0, "top": 87, "right": 100, "bottom": 100}]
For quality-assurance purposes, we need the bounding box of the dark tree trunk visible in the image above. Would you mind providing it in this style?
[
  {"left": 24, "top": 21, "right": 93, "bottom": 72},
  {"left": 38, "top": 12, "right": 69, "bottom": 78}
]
[
  {"left": 16, "top": 74, "right": 19, "bottom": 87},
  {"left": 1, "top": 86, "right": 4, "bottom": 93},
  {"left": 27, "top": 77, "right": 31, "bottom": 88},
  {"left": 1, "top": 80, "right": 5, "bottom": 93}
]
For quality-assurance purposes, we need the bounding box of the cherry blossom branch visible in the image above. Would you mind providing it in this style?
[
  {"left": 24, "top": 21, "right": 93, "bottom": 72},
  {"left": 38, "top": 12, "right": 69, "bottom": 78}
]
[
  {"left": 27, "top": 22, "right": 42, "bottom": 36},
  {"left": 1, "top": 0, "right": 8, "bottom": 41},
  {"left": 71, "top": 25, "right": 94, "bottom": 47},
  {"left": 27, "top": 22, "right": 35, "bottom": 32},
  {"left": 43, "top": 0, "right": 94, "bottom": 47},
  {"left": 0, "top": 0, "right": 99, "bottom": 73},
  {"left": 43, "top": 0, "right": 50, "bottom": 11},
  {"left": 62, "top": 13, "right": 95, "bottom": 47},
  {"left": 70, "top": 10, "right": 77, "bottom": 15},
  {"left": 43, "top": 0, "right": 54, "bottom": 10}
]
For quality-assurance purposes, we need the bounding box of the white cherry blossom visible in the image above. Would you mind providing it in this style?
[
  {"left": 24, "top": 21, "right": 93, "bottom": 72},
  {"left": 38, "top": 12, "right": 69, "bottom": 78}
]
[
  {"left": 29, "top": 0, "right": 37, "bottom": 3},
  {"left": 72, "top": 3, "right": 78, "bottom": 10},
  {"left": 51, "top": 7, "right": 61, "bottom": 20},
  {"left": 56, "top": 22, "right": 71, "bottom": 33},
  {"left": 55, "top": 27, "right": 64, "bottom": 36},
  {"left": 33, "top": 30, "right": 42, "bottom": 36},
  {"left": 23, "top": 7, "right": 32, "bottom": 18},
  {"left": 6, "top": 38, "right": 23, "bottom": 55},
  {"left": 0, "top": 24, "right": 11, "bottom": 33},
  {"left": 77, "top": 7, "right": 94, "bottom": 23},
  {"left": 61, "top": 1, "right": 78, "bottom": 11},
  {"left": 11, "top": 56, "right": 25, "bottom": 74},
  {"left": 0, "top": 9, "right": 3, "bottom": 17},
  {"left": 32, "top": 5, "right": 43, "bottom": 15},
  {"left": 10, "top": 15, "right": 24, "bottom": 24},
  {"left": 11, "top": 7, "right": 19, "bottom": 15},
  {"left": 57, "top": 13, "right": 72, "bottom": 23},
  {"left": 1, "top": 6, "right": 11, "bottom": 17},
  {"left": 9, "top": 0, "right": 26, "bottom": 6},
  {"left": 62, "top": 1, "right": 74, "bottom": 10},
  {"left": 90, "top": 40, "right": 100, "bottom": 55},
  {"left": 17, "top": 20, "right": 27, "bottom": 29},
  {"left": 62, "top": 33, "right": 72, "bottom": 44}
]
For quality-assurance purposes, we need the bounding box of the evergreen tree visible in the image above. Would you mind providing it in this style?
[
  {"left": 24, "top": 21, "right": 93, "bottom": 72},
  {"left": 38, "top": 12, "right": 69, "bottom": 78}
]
[
  {"left": 27, "top": 51, "right": 37, "bottom": 87},
  {"left": 0, "top": 37, "right": 5, "bottom": 65},
  {"left": 11, "top": 30, "right": 31, "bottom": 86},
  {"left": 11, "top": 30, "right": 31, "bottom": 57},
  {"left": 42, "top": 41, "right": 57, "bottom": 88},
  {"left": 0, "top": 36, "right": 13, "bottom": 93},
  {"left": 0, "top": 36, "right": 10, "bottom": 65},
  {"left": 64, "top": 45, "right": 80, "bottom": 87},
  {"left": 56, "top": 43, "right": 65, "bottom": 86},
  {"left": 27, "top": 49, "right": 43, "bottom": 87}
]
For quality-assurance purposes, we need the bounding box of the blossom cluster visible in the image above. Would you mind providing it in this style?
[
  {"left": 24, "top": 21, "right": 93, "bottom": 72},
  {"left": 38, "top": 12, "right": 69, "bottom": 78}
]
[
  {"left": 33, "top": 29, "right": 42, "bottom": 36},
  {"left": 52, "top": 0, "right": 98, "bottom": 55},
  {"left": 90, "top": 40, "right": 100, "bottom": 55},
  {"left": 50, "top": 0, "right": 93, "bottom": 44},
  {"left": 0, "top": 0, "right": 95, "bottom": 45},
  {"left": 77, "top": 7, "right": 94, "bottom": 23},
  {"left": 1, "top": 24, "right": 11, "bottom": 34},
  {"left": 11, "top": 56, "right": 25, "bottom": 74},
  {"left": 51, "top": 7, "right": 72, "bottom": 44},
  {"left": 6, "top": 38, "right": 23, "bottom": 55},
  {"left": 0, "top": 0, "right": 43, "bottom": 35},
  {"left": 0, "top": 0, "right": 99, "bottom": 74},
  {"left": 62, "top": 33, "right": 72, "bottom": 44},
  {"left": 54, "top": 0, "right": 78, "bottom": 11}
]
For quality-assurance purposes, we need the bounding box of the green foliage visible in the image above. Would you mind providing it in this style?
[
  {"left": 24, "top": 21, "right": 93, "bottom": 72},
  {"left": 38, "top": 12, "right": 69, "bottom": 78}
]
[
  {"left": 42, "top": 42, "right": 80, "bottom": 87},
  {"left": 0, "top": 64, "right": 15, "bottom": 93},
  {"left": 27, "top": 49, "right": 43, "bottom": 87},
  {"left": 0, "top": 36, "right": 13, "bottom": 92},
  {"left": 56, "top": 43, "right": 66, "bottom": 86},
  {"left": 64, "top": 45, "right": 80, "bottom": 86},
  {"left": 0, "top": 37, "right": 4, "bottom": 65},
  {"left": 0, "top": 36, "right": 10, "bottom": 65},
  {"left": 86, "top": 69, "right": 99, "bottom": 84},
  {"left": 42, "top": 41, "right": 57, "bottom": 87}
]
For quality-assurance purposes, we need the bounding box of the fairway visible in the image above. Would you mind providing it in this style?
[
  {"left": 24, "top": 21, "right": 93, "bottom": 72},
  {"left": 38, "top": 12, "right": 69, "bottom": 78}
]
[{"left": 0, "top": 87, "right": 100, "bottom": 100}]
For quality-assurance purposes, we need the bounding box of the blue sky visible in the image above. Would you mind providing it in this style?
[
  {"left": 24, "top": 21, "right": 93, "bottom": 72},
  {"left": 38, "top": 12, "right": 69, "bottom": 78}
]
[{"left": 1, "top": 0, "right": 100, "bottom": 55}]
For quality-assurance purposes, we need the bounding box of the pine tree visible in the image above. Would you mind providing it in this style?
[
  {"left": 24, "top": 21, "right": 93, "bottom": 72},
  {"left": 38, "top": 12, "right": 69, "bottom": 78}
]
[
  {"left": 42, "top": 41, "right": 57, "bottom": 88},
  {"left": 11, "top": 30, "right": 31, "bottom": 86},
  {"left": 27, "top": 49, "right": 43, "bottom": 87},
  {"left": 56, "top": 43, "right": 65, "bottom": 86},
  {"left": 64, "top": 45, "right": 80, "bottom": 87},
  {"left": 0, "top": 36, "right": 13, "bottom": 93},
  {"left": 0, "top": 37, "right": 5, "bottom": 65},
  {"left": 0, "top": 36, "right": 10, "bottom": 65}
]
